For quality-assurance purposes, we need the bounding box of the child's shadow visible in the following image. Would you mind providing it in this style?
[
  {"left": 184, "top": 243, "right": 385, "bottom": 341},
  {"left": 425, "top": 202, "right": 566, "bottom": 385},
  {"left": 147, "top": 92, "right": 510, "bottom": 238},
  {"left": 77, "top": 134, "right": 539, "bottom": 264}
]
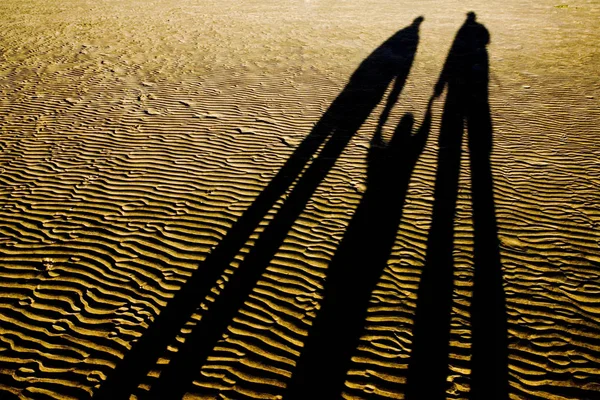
[{"left": 286, "top": 99, "right": 433, "bottom": 399}]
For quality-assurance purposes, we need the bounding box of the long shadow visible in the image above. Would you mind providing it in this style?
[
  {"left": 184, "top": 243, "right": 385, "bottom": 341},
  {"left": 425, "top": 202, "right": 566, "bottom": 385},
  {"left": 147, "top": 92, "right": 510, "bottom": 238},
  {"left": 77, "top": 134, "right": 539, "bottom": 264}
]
[
  {"left": 285, "top": 97, "right": 434, "bottom": 399},
  {"left": 94, "top": 16, "right": 424, "bottom": 400},
  {"left": 405, "top": 12, "right": 508, "bottom": 400}
]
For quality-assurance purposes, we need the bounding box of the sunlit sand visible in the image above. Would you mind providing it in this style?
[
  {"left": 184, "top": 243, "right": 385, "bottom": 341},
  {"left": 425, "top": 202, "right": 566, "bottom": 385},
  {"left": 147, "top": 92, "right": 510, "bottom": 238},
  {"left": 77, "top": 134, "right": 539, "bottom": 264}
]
[{"left": 0, "top": 1, "right": 598, "bottom": 399}]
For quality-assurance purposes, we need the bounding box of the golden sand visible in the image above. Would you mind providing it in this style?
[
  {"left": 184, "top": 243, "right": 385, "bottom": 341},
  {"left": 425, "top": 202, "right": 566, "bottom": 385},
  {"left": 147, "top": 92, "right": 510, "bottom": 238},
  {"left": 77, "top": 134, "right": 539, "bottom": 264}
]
[{"left": 0, "top": 0, "right": 598, "bottom": 398}]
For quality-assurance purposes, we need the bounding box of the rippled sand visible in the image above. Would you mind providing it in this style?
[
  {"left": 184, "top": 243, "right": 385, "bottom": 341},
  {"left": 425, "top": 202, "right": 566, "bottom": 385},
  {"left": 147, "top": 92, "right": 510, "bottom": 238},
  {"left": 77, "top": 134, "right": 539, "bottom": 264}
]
[{"left": 0, "top": 0, "right": 598, "bottom": 399}]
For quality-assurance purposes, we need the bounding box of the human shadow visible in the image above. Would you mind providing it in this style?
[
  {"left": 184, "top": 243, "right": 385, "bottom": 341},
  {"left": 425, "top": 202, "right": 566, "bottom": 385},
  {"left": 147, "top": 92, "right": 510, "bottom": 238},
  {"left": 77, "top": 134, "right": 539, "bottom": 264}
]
[
  {"left": 285, "top": 98, "right": 434, "bottom": 399},
  {"left": 405, "top": 12, "right": 509, "bottom": 400},
  {"left": 94, "top": 17, "right": 424, "bottom": 400}
]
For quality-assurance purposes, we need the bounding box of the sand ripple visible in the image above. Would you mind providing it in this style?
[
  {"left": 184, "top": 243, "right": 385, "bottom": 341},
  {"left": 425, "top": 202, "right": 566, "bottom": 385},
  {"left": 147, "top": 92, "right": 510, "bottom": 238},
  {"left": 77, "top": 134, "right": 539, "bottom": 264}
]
[{"left": 0, "top": 0, "right": 599, "bottom": 399}]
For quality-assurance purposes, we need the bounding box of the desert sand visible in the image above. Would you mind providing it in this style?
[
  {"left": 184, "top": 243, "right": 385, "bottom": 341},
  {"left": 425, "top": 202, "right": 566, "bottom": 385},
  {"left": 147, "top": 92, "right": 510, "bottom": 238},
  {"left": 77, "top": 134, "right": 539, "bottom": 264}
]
[{"left": 0, "top": 0, "right": 598, "bottom": 399}]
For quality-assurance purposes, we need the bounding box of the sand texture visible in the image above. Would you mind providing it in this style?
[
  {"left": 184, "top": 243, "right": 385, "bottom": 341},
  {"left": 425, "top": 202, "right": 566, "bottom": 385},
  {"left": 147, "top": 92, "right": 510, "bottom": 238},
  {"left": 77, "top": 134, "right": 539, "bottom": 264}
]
[{"left": 0, "top": 0, "right": 598, "bottom": 399}]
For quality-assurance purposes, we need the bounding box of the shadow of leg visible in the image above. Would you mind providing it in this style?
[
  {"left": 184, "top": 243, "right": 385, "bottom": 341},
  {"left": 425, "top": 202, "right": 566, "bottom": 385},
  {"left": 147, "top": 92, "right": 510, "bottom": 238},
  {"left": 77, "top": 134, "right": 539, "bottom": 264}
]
[
  {"left": 467, "top": 101, "right": 509, "bottom": 400},
  {"left": 405, "top": 96, "right": 462, "bottom": 400}
]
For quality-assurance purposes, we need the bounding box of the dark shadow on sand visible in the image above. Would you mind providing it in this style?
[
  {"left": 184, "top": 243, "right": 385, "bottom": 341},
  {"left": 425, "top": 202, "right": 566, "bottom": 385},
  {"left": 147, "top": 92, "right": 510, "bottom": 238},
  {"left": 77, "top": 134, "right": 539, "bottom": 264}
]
[
  {"left": 405, "top": 12, "right": 509, "bottom": 400},
  {"left": 94, "top": 17, "right": 424, "bottom": 400},
  {"left": 284, "top": 98, "right": 433, "bottom": 399}
]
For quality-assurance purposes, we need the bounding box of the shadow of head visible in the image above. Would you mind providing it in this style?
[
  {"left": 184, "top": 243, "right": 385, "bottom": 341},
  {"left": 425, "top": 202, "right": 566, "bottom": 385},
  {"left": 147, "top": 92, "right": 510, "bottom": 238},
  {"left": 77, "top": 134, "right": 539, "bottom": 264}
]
[
  {"left": 369, "top": 112, "right": 414, "bottom": 151},
  {"left": 390, "top": 113, "right": 415, "bottom": 148},
  {"left": 465, "top": 11, "right": 490, "bottom": 46}
]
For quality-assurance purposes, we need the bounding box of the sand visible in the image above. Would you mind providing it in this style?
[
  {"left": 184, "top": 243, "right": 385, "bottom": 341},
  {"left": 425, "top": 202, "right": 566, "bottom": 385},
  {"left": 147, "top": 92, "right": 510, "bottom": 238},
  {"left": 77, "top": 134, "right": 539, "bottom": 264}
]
[{"left": 0, "top": 0, "right": 598, "bottom": 399}]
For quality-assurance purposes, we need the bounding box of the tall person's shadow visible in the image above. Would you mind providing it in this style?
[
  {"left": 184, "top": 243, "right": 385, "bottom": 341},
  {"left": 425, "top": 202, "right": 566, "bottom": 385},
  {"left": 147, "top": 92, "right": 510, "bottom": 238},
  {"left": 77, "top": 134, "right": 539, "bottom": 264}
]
[
  {"left": 95, "top": 17, "right": 424, "bottom": 400},
  {"left": 285, "top": 98, "right": 434, "bottom": 399},
  {"left": 405, "top": 12, "right": 509, "bottom": 400}
]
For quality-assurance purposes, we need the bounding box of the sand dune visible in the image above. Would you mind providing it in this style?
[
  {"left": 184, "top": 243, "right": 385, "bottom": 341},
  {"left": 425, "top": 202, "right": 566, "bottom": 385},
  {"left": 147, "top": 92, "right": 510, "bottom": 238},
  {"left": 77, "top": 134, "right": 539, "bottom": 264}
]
[{"left": 0, "top": 0, "right": 598, "bottom": 399}]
